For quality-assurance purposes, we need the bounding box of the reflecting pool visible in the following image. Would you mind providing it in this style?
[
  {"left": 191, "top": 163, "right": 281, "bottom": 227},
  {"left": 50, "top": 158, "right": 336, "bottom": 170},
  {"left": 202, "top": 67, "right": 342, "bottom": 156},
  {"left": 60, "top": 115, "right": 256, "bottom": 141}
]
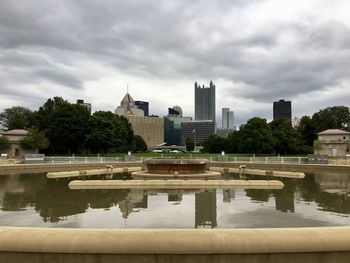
[{"left": 0, "top": 173, "right": 349, "bottom": 228}]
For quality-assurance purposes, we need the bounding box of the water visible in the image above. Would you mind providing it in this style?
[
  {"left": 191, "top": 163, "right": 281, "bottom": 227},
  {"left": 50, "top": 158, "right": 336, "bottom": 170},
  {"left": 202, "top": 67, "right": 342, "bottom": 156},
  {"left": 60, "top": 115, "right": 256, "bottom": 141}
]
[{"left": 0, "top": 173, "right": 349, "bottom": 228}]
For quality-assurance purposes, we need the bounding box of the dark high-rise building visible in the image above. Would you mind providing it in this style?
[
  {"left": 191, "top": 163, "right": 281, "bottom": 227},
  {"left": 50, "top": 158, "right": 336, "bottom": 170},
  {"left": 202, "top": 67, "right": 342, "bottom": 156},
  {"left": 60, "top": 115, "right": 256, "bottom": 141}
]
[
  {"left": 135, "top": 101, "right": 149, "bottom": 116},
  {"left": 180, "top": 121, "right": 215, "bottom": 146},
  {"left": 195, "top": 190, "right": 217, "bottom": 228},
  {"left": 273, "top": 99, "right": 291, "bottom": 120},
  {"left": 194, "top": 81, "right": 216, "bottom": 122}
]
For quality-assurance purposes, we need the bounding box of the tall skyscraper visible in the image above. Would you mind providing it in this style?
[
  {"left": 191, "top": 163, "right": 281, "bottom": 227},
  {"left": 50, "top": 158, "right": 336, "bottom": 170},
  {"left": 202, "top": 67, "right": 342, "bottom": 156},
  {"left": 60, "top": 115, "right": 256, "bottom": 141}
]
[
  {"left": 222, "top": 108, "right": 234, "bottom": 129},
  {"left": 194, "top": 81, "right": 216, "bottom": 123},
  {"left": 135, "top": 101, "right": 149, "bottom": 116},
  {"left": 273, "top": 99, "right": 292, "bottom": 121}
]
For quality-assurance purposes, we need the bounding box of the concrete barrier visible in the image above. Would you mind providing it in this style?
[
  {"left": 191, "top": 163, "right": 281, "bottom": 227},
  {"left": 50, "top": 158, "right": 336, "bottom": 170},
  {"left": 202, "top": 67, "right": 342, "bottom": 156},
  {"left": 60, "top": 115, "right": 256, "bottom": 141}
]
[
  {"left": 0, "top": 227, "right": 349, "bottom": 263},
  {"left": 210, "top": 167, "right": 305, "bottom": 179},
  {"left": 47, "top": 166, "right": 142, "bottom": 179},
  {"left": 2, "top": 162, "right": 350, "bottom": 175},
  {"left": 68, "top": 179, "right": 284, "bottom": 190}
]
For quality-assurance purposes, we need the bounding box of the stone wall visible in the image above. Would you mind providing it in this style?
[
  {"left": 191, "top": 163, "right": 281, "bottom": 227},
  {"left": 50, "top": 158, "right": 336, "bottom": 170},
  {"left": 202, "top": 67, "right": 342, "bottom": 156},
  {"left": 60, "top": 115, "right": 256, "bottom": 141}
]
[
  {"left": 0, "top": 227, "right": 349, "bottom": 263},
  {"left": 126, "top": 116, "right": 164, "bottom": 147}
]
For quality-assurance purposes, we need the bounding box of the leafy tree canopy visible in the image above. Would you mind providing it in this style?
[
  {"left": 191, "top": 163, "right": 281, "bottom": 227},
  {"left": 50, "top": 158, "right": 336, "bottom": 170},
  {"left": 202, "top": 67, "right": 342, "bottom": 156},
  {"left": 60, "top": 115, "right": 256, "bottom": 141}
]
[
  {"left": 202, "top": 134, "right": 227, "bottom": 153},
  {"left": 36, "top": 97, "right": 90, "bottom": 154},
  {"left": 0, "top": 106, "right": 35, "bottom": 130},
  {"left": 312, "top": 106, "right": 350, "bottom": 132},
  {"left": 269, "top": 119, "right": 300, "bottom": 154},
  {"left": 185, "top": 138, "right": 195, "bottom": 152},
  {"left": 297, "top": 116, "right": 317, "bottom": 146},
  {"left": 85, "top": 111, "right": 134, "bottom": 153},
  {"left": 0, "top": 136, "right": 11, "bottom": 151},
  {"left": 239, "top": 117, "right": 275, "bottom": 154},
  {"left": 20, "top": 129, "right": 49, "bottom": 153},
  {"left": 134, "top": 135, "right": 147, "bottom": 152}
]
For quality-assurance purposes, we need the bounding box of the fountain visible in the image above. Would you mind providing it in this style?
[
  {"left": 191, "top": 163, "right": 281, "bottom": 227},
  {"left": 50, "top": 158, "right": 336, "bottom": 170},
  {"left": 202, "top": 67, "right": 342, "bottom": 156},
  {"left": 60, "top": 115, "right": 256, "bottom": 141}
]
[{"left": 131, "top": 158, "right": 221, "bottom": 179}]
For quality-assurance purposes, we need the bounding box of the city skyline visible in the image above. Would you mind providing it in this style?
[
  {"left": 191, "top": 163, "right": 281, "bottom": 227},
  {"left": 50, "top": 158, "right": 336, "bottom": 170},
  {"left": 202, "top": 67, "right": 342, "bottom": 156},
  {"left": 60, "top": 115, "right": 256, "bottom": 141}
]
[{"left": 1, "top": 1, "right": 350, "bottom": 125}]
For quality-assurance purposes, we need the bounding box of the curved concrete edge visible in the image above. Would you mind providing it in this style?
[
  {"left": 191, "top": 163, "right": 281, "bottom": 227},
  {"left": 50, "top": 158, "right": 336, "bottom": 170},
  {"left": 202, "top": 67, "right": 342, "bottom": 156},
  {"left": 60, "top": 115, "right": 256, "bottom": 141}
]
[
  {"left": 131, "top": 171, "right": 221, "bottom": 179},
  {"left": 0, "top": 227, "right": 349, "bottom": 254},
  {"left": 47, "top": 167, "right": 142, "bottom": 179},
  {"left": 68, "top": 179, "right": 284, "bottom": 190}
]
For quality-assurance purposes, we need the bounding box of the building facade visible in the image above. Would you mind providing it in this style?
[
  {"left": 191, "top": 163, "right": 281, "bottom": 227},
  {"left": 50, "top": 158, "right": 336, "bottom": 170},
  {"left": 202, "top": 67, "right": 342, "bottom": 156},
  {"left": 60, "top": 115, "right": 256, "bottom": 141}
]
[
  {"left": 273, "top": 99, "right": 292, "bottom": 120},
  {"left": 180, "top": 121, "right": 215, "bottom": 146},
  {"left": 164, "top": 116, "right": 192, "bottom": 146},
  {"left": 222, "top": 108, "right": 234, "bottom": 129},
  {"left": 126, "top": 116, "right": 164, "bottom": 147},
  {"left": 135, "top": 101, "right": 149, "bottom": 116},
  {"left": 0, "top": 129, "right": 34, "bottom": 157},
  {"left": 76, "top": 99, "right": 92, "bottom": 114},
  {"left": 115, "top": 93, "right": 144, "bottom": 117},
  {"left": 314, "top": 129, "right": 350, "bottom": 157},
  {"left": 194, "top": 81, "right": 216, "bottom": 123}
]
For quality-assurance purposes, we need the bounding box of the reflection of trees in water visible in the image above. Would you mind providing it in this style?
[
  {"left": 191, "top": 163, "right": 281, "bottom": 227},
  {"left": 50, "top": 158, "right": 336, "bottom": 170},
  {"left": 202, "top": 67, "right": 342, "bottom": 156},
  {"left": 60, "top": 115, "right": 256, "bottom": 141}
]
[
  {"left": 300, "top": 173, "right": 350, "bottom": 214},
  {"left": 245, "top": 173, "right": 350, "bottom": 215},
  {"left": 0, "top": 174, "right": 129, "bottom": 222}
]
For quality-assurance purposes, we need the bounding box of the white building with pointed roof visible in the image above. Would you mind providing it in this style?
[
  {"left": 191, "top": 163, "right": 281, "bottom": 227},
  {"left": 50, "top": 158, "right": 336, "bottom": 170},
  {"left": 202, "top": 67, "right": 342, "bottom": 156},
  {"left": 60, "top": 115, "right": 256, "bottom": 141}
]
[{"left": 115, "top": 93, "right": 144, "bottom": 117}]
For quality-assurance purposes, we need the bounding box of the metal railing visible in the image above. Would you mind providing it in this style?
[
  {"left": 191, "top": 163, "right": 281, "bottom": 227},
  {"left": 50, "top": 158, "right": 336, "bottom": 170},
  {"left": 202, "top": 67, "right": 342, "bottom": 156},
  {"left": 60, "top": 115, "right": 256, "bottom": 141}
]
[
  {"left": 43, "top": 156, "right": 143, "bottom": 164},
  {"left": 39, "top": 156, "right": 308, "bottom": 165}
]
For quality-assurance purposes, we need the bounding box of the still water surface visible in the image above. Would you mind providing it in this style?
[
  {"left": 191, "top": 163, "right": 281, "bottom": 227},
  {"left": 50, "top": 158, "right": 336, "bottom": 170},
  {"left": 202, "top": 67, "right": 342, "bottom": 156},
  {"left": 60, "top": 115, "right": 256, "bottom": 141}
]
[{"left": 0, "top": 173, "right": 349, "bottom": 228}]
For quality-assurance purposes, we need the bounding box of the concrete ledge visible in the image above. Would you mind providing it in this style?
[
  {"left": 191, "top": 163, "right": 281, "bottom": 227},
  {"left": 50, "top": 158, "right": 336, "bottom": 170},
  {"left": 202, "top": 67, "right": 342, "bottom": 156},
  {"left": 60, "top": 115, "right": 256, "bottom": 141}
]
[
  {"left": 2, "top": 162, "right": 350, "bottom": 175},
  {"left": 0, "top": 227, "right": 349, "bottom": 255},
  {"left": 47, "top": 167, "right": 142, "bottom": 179},
  {"left": 0, "top": 162, "right": 143, "bottom": 175},
  {"left": 210, "top": 167, "right": 305, "bottom": 179},
  {"left": 131, "top": 170, "right": 221, "bottom": 179},
  {"left": 68, "top": 179, "right": 284, "bottom": 190}
]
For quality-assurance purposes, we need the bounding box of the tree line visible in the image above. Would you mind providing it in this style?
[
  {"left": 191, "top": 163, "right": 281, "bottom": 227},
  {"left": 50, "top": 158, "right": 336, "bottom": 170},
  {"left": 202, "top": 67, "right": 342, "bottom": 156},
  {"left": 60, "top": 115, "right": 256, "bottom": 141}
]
[
  {"left": 0, "top": 97, "right": 147, "bottom": 154},
  {"left": 202, "top": 106, "right": 350, "bottom": 155}
]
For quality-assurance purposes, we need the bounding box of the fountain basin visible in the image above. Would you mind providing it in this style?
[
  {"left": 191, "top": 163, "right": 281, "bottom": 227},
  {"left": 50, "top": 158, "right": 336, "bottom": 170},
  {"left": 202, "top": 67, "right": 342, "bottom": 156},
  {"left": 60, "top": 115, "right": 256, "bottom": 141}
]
[{"left": 144, "top": 158, "right": 208, "bottom": 174}]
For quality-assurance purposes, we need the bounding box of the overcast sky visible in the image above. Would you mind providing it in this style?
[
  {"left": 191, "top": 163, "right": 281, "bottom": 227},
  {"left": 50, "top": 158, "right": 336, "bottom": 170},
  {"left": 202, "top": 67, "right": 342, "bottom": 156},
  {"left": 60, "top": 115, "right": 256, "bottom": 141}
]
[{"left": 1, "top": 0, "right": 350, "bottom": 126}]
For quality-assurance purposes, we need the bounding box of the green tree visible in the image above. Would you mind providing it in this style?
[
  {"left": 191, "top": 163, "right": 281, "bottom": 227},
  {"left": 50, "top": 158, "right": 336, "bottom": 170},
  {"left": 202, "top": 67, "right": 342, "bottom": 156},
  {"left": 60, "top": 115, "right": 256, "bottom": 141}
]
[
  {"left": 269, "top": 119, "right": 300, "bottom": 155},
  {"left": 0, "top": 106, "right": 35, "bottom": 130},
  {"left": 20, "top": 129, "right": 49, "bottom": 153},
  {"left": 202, "top": 134, "right": 227, "bottom": 153},
  {"left": 0, "top": 136, "right": 11, "bottom": 151},
  {"left": 312, "top": 106, "right": 350, "bottom": 132},
  {"left": 134, "top": 135, "right": 147, "bottom": 152},
  {"left": 36, "top": 97, "right": 90, "bottom": 154},
  {"left": 227, "top": 130, "right": 242, "bottom": 153},
  {"left": 85, "top": 111, "right": 134, "bottom": 153},
  {"left": 297, "top": 116, "right": 318, "bottom": 146},
  {"left": 239, "top": 117, "right": 275, "bottom": 154},
  {"left": 185, "top": 138, "right": 195, "bottom": 152}
]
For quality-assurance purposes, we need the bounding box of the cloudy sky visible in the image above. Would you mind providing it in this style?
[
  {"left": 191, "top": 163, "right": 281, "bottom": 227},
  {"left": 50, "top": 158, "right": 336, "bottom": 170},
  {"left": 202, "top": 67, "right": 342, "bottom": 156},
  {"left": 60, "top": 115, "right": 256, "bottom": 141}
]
[{"left": 1, "top": 0, "right": 350, "bottom": 126}]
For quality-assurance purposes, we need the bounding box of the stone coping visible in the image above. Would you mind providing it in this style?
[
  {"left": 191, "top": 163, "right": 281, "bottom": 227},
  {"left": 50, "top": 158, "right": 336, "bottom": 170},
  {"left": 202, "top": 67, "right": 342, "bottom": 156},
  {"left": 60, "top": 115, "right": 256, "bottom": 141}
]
[
  {"left": 68, "top": 179, "right": 284, "bottom": 190},
  {"left": 1, "top": 162, "right": 350, "bottom": 175},
  {"left": 131, "top": 170, "right": 221, "bottom": 179},
  {"left": 0, "top": 227, "right": 349, "bottom": 254}
]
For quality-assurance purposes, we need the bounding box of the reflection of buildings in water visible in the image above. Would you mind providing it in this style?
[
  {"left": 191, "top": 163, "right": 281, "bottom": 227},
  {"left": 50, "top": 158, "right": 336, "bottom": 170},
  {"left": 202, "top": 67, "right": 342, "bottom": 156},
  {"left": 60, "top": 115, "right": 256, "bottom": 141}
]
[
  {"left": 223, "top": 189, "right": 235, "bottom": 203},
  {"left": 168, "top": 192, "right": 183, "bottom": 202},
  {"left": 0, "top": 174, "right": 24, "bottom": 193},
  {"left": 195, "top": 190, "right": 217, "bottom": 228},
  {"left": 118, "top": 190, "right": 148, "bottom": 219},
  {"left": 315, "top": 174, "right": 350, "bottom": 194},
  {"left": 275, "top": 191, "right": 295, "bottom": 213}
]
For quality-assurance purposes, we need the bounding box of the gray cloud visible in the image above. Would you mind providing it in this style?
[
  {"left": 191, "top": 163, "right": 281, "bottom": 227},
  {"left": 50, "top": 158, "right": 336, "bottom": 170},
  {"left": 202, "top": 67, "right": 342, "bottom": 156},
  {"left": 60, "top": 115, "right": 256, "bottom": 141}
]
[{"left": 0, "top": 0, "right": 350, "bottom": 124}]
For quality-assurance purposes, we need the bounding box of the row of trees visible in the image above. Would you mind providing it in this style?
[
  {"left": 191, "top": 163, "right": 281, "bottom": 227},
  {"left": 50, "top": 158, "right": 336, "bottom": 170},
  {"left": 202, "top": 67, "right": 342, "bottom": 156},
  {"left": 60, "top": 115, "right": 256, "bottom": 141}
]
[
  {"left": 0, "top": 97, "right": 147, "bottom": 154},
  {"left": 202, "top": 106, "right": 350, "bottom": 154}
]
